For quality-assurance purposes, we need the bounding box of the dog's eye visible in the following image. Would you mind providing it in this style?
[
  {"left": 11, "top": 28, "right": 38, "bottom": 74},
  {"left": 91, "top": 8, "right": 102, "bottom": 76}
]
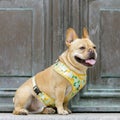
[
  {"left": 80, "top": 46, "right": 85, "bottom": 50},
  {"left": 93, "top": 46, "right": 96, "bottom": 49}
]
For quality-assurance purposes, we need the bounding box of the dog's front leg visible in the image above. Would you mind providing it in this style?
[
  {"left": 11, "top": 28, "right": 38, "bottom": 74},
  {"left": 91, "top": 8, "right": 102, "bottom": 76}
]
[
  {"left": 55, "top": 84, "right": 69, "bottom": 115},
  {"left": 63, "top": 102, "right": 72, "bottom": 114}
]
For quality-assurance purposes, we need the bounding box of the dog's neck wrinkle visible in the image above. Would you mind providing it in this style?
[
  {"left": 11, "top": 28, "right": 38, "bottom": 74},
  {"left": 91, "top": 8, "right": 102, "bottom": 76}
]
[{"left": 59, "top": 51, "right": 87, "bottom": 74}]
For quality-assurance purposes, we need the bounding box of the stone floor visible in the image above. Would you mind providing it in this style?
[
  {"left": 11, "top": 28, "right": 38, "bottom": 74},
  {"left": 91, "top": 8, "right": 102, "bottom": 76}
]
[{"left": 0, "top": 113, "right": 120, "bottom": 120}]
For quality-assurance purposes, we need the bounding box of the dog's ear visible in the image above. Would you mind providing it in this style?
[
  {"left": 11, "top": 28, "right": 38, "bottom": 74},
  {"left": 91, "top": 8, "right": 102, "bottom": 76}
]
[
  {"left": 66, "top": 28, "right": 78, "bottom": 47},
  {"left": 82, "top": 27, "right": 89, "bottom": 38}
]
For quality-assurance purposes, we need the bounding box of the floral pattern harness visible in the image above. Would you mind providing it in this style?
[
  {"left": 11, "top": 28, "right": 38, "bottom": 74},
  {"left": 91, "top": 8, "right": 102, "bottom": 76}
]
[{"left": 32, "top": 61, "right": 86, "bottom": 106}]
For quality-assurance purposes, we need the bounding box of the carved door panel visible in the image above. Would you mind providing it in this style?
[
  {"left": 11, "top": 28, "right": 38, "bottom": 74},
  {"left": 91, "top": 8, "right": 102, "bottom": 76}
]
[
  {"left": 71, "top": 0, "right": 120, "bottom": 112},
  {"left": 0, "top": 0, "right": 72, "bottom": 112},
  {"left": 0, "top": 0, "right": 45, "bottom": 111}
]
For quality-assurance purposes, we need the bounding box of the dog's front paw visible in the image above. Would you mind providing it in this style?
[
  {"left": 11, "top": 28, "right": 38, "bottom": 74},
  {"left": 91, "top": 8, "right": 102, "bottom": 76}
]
[
  {"left": 66, "top": 108, "right": 72, "bottom": 114},
  {"left": 58, "top": 109, "right": 69, "bottom": 115}
]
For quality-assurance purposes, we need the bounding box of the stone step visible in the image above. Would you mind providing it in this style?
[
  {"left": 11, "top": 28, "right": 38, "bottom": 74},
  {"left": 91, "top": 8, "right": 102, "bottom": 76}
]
[{"left": 0, "top": 113, "right": 120, "bottom": 120}]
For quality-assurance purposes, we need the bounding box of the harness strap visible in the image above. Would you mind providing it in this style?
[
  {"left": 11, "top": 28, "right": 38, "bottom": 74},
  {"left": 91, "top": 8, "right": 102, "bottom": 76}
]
[
  {"left": 32, "top": 76, "right": 55, "bottom": 106},
  {"left": 53, "top": 61, "right": 87, "bottom": 101},
  {"left": 32, "top": 76, "right": 41, "bottom": 95},
  {"left": 32, "top": 61, "right": 87, "bottom": 106}
]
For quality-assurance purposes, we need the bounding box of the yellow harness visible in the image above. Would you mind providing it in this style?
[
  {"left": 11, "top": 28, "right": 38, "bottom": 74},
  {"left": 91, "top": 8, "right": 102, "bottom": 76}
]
[{"left": 32, "top": 61, "right": 86, "bottom": 106}]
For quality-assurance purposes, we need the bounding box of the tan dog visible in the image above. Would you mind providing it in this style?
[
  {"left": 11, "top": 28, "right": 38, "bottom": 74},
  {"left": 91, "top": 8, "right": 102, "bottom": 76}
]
[{"left": 13, "top": 28, "right": 97, "bottom": 115}]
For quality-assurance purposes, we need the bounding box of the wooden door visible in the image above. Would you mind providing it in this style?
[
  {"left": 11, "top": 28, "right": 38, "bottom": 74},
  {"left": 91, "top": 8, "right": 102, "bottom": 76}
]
[
  {"left": 0, "top": 0, "right": 46, "bottom": 111},
  {"left": 0, "top": 0, "right": 120, "bottom": 112},
  {"left": 0, "top": 0, "right": 76, "bottom": 112},
  {"left": 71, "top": 0, "right": 120, "bottom": 112}
]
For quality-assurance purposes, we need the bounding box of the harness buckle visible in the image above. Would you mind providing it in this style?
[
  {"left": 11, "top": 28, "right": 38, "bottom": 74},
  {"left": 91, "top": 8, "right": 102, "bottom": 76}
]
[{"left": 33, "top": 85, "right": 41, "bottom": 95}]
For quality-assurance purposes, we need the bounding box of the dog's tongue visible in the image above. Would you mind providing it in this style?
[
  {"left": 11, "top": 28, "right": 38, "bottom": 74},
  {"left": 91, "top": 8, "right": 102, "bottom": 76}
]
[{"left": 85, "top": 59, "right": 96, "bottom": 65}]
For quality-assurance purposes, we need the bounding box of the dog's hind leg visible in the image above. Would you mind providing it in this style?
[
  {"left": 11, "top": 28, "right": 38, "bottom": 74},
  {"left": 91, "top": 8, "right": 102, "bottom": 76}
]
[
  {"left": 41, "top": 107, "right": 56, "bottom": 114},
  {"left": 13, "top": 108, "right": 29, "bottom": 115},
  {"left": 13, "top": 96, "right": 31, "bottom": 115},
  {"left": 13, "top": 88, "right": 32, "bottom": 115}
]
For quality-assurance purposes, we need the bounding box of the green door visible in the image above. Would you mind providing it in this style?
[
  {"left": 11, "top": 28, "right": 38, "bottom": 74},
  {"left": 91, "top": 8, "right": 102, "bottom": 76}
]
[
  {"left": 0, "top": 0, "right": 120, "bottom": 112},
  {"left": 0, "top": 0, "right": 45, "bottom": 111},
  {"left": 71, "top": 0, "right": 120, "bottom": 112}
]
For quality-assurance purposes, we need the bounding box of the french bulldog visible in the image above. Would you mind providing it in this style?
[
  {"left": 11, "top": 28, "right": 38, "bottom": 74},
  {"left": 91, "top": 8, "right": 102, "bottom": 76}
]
[{"left": 13, "top": 28, "right": 97, "bottom": 115}]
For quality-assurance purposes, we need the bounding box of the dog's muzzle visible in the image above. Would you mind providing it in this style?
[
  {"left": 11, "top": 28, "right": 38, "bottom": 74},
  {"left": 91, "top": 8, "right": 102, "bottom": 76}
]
[{"left": 88, "top": 50, "right": 96, "bottom": 59}]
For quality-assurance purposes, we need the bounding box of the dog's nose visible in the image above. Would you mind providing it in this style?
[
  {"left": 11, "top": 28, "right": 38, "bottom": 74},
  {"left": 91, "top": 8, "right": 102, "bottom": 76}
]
[{"left": 88, "top": 49, "right": 95, "bottom": 59}]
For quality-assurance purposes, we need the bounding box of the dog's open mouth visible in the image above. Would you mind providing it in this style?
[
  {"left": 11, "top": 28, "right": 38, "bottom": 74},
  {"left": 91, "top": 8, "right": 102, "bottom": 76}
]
[{"left": 74, "top": 56, "right": 96, "bottom": 67}]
